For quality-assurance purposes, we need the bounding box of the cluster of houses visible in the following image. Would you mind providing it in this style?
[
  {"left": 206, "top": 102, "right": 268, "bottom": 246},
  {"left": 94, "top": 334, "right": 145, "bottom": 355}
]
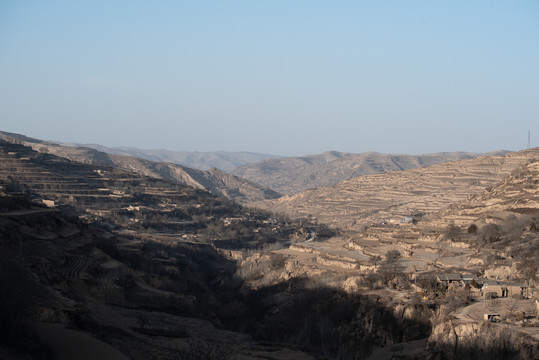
[{"left": 435, "top": 273, "right": 529, "bottom": 298}]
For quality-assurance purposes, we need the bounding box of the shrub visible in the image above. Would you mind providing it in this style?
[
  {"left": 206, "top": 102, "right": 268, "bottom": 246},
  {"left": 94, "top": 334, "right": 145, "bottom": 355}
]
[
  {"left": 385, "top": 250, "right": 401, "bottom": 263},
  {"left": 478, "top": 223, "right": 500, "bottom": 244},
  {"left": 444, "top": 224, "right": 461, "bottom": 241},
  {"left": 467, "top": 224, "right": 478, "bottom": 234}
]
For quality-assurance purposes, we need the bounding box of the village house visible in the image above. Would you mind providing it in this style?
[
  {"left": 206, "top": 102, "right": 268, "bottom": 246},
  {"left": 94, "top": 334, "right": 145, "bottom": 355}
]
[
  {"left": 223, "top": 217, "right": 243, "bottom": 226},
  {"left": 437, "top": 273, "right": 463, "bottom": 285},
  {"left": 435, "top": 273, "right": 528, "bottom": 298},
  {"left": 461, "top": 274, "right": 483, "bottom": 286},
  {"left": 481, "top": 280, "right": 527, "bottom": 298}
]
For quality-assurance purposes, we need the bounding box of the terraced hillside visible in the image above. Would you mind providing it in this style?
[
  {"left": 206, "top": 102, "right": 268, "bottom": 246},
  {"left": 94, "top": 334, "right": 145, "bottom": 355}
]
[
  {"left": 233, "top": 150, "right": 509, "bottom": 195},
  {"left": 0, "top": 139, "right": 324, "bottom": 250},
  {"left": 431, "top": 158, "right": 539, "bottom": 227},
  {"left": 267, "top": 157, "right": 539, "bottom": 276},
  {"left": 0, "top": 131, "right": 280, "bottom": 204},
  {"left": 233, "top": 157, "right": 539, "bottom": 358},
  {"left": 0, "top": 191, "right": 326, "bottom": 360},
  {"left": 0, "top": 140, "right": 198, "bottom": 214},
  {"left": 108, "top": 156, "right": 281, "bottom": 204},
  {"left": 253, "top": 148, "right": 539, "bottom": 230},
  {"left": 0, "top": 142, "right": 434, "bottom": 360}
]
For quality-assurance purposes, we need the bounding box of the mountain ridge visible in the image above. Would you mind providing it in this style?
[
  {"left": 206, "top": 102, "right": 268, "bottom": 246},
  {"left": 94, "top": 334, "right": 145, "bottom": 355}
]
[
  {"left": 59, "top": 142, "right": 280, "bottom": 172},
  {"left": 0, "top": 131, "right": 280, "bottom": 204},
  {"left": 232, "top": 150, "right": 511, "bottom": 195},
  {"left": 251, "top": 148, "right": 539, "bottom": 230}
]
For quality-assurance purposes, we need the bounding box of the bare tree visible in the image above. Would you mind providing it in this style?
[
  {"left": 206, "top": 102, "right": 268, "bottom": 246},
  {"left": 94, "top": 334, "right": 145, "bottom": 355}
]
[
  {"left": 467, "top": 224, "right": 478, "bottom": 234},
  {"left": 371, "top": 255, "right": 382, "bottom": 267},
  {"left": 378, "top": 251, "right": 404, "bottom": 288},
  {"left": 444, "top": 224, "right": 461, "bottom": 241},
  {"left": 479, "top": 223, "right": 501, "bottom": 244},
  {"left": 385, "top": 250, "right": 401, "bottom": 263},
  {"left": 517, "top": 258, "right": 538, "bottom": 298}
]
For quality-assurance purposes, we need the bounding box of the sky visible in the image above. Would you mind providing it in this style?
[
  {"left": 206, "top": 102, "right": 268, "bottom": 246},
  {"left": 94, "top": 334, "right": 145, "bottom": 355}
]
[{"left": 1, "top": 1, "right": 538, "bottom": 156}]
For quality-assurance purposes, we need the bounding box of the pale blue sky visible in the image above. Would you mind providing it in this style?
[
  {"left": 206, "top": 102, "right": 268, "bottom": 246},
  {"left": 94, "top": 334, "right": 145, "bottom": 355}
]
[{"left": 1, "top": 1, "right": 538, "bottom": 156}]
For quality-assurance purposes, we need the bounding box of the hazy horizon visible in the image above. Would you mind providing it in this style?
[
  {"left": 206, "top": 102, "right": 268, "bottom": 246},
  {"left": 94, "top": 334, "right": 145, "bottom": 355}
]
[
  {"left": 2, "top": 129, "right": 518, "bottom": 159},
  {"left": 1, "top": 1, "right": 538, "bottom": 156}
]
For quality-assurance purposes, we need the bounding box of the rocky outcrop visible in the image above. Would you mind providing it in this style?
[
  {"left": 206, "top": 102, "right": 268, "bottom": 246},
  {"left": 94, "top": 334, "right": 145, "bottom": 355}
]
[{"left": 427, "top": 320, "right": 539, "bottom": 359}]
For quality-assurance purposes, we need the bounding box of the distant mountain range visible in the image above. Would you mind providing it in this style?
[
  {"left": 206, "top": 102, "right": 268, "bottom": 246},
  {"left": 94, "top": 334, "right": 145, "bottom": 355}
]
[
  {"left": 232, "top": 150, "right": 511, "bottom": 195},
  {"left": 59, "top": 143, "right": 280, "bottom": 172},
  {"left": 0, "top": 131, "right": 280, "bottom": 204},
  {"left": 1, "top": 130, "right": 512, "bottom": 202}
]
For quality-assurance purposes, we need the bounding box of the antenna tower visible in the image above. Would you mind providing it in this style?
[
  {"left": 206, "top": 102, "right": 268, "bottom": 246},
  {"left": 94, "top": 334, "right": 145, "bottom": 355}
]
[{"left": 528, "top": 130, "right": 531, "bottom": 149}]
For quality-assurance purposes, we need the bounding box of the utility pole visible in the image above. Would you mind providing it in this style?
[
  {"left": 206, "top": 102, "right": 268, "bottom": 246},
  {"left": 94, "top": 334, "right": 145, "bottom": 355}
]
[{"left": 528, "top": 130, "right": 531, "bottom": 149}]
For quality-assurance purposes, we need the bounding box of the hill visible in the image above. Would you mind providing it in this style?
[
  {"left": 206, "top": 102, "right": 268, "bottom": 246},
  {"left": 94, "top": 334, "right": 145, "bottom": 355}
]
[
  {"left": 0, "top": 131, "right": 280, "bottom": 204},
  {"left": 241, "top": 152, "right": 539, "bottom": 358},
  {"left": 0, "top": 139, "right": 302, "bottom": 246},
  {"left": 232, "top": 150, "right": 510, "bottom": 195},
  {"left": 431, "top": 158, "right": 539, "bottom": 227},
  {"left": 252, "top": 148, "right": 539, "bottom": 230},
  {"left": 0, "top": 139, "right": 331, "bottom": 357},
  {"left": 61, "top": 143, "right": 279, "bottom": 172},
  {"left": 1, "top": 139, "right": 538, "bottom": 359},
  {"left": 0, "top": 140, "right": 434, "bottom": 360},
  {"left": 0, "top": 130, "right": 277, "bottom": 172}
]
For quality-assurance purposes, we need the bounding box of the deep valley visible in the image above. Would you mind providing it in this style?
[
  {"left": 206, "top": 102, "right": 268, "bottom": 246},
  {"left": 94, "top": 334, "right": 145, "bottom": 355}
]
[{"left": 0, "top": 133, "right": 538, "bottom": 360}]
